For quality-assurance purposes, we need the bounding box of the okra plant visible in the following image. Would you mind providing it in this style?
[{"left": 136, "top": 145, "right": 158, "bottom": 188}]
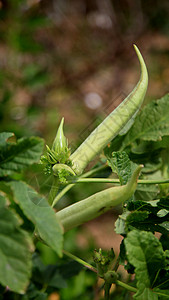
[{"left": 0, "top": 45, "right": 169, "bottom": 300}]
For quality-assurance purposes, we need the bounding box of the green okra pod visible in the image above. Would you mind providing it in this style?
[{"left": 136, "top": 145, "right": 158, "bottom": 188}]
[
  {"left": 56, "top": 165, "right": 143, "bottom": 232},
  {"left": 70, "top": 45, "right": 148, "bottom": 175}
]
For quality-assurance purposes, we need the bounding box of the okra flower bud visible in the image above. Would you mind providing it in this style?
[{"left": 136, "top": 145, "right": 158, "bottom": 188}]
[
  {"left": 41, "top": 118, "right": 72, "bottom": 178},
  {"left": 52, "top": 117, "right": 68, "bottom": 154}
]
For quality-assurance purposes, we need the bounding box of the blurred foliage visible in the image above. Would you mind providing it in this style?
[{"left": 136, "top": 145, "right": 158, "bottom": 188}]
[
  {"left": 0, "top": 0, "right": 169, "bottom": 140},
  {"left": 0, "top": 1, "right": 169, "bottom": 299}
]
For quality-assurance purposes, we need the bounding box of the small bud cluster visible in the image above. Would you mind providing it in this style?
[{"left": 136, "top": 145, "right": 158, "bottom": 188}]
[
  {"left": 93, "top": 248, "right": 115, "bottom": 277},
  {"left": 40, "top": 118, "right": 72, "bottom": 182}
]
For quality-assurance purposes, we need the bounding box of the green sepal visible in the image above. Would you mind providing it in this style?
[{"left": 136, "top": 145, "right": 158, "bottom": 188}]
[
  {"left": 40, "top": 119, "right": 72, "bottom": 179},
  {"left": 53, "top": 163, "right": 76, "bottom": 183},
  {"left": 93, "top": 248, "right": 115, "bottom": 276},
  {"left": 40, "top": 118, "right": 71, "bottom": 174},
  {"left": 53, "top": 163, "right": 76, "bottom": 176}
]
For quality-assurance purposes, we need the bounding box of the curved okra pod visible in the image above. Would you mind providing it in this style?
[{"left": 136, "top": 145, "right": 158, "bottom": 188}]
[
  {"left": 56, "top": 165, "right": 143, "bottom": 232},
  {"left": 70, "top": 45, "right": 148, "bottom": 175}
]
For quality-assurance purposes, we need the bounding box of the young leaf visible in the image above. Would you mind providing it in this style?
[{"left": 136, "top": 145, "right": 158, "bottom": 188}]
[
  {"left": 158, "top": 222, "right": 169, "bottom": 232},
  {"left": 105, "top": 150, "right": 138, "bottom": 185},
  {"left": 0, "top": 195, "right": 33, "bottom": 293},
  {"left": 126, "top": 198, "right": 169, "bottom": 235},
  {"left": 124, "top": 230, "right": 165, "bottom": 299},
  {"left": 115, "top": 211, "right": 130, "bottom": 235},
  {"left": 122, "top": 94, "right": 169, "bottom": 149},
  {"left": 126, "top": 210, "right": 149, "bottom": 227},
  {"left": 0, "top": 134, "right": 44, "bottom": 177},
  {"left": 106, "top": 151, "right": 132, "bottom": 185},
  {"left": 9, "top": 181, "right": 63, "bottom": 257},
  {"left": 115, "top": 210, "right": 151, "bottom": 235}
]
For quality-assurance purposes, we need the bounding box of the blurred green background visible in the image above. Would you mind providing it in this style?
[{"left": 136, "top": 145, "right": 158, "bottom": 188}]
[
  {"left": 0, "top": 1, "right": 169, "bottom": 299},
  {"left": 0, "top": 0, "right": 169, "bottom": 143}
]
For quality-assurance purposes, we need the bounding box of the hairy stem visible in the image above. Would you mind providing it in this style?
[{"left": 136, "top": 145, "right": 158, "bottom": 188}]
[
  {"left": 68, "top": 177, "right": 169, "bottom": 185},
  {"left": 48, "top": 177, "right": 59, "bottom": 205},
  {"left": 104, "top": 283, "right": 111, "bottom": 300},
  {"left": 63, "top": 249, "right": 97, "bottom": 273},
  {"left": 116, "top": 280, "right": 137, "bottom": 293},
  {"left": 63, "top": 250, "right": 137, "bottom": 295}
]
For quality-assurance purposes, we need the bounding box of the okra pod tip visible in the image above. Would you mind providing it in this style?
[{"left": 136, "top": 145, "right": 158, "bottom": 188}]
[{"left": 70, "top": 45, "right": 148, "bottom": 175}]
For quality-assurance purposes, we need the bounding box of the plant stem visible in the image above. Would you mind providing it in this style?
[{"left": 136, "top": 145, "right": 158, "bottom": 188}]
[
  {"left": 48, "top": 177, "right": 59, "bottom": 205},
  {"left": 63, "top": 250, "right": 138, "bottom": 295},
  {"left": 137, "top": 179, "right": 169, "bottom": 184},
  {"left": 104, "top": 283, "right": 111, "bottom": 300},
  {"left": 116, "top": 280, "right": 137, "bottom": 293},
  {"left": 154, "top": 290, "right": 169, "bottom": 298},
  {"left": 68, "top": 178, "right": 169, "bottom": 185},
  {"left": 52, "top": 164, "right": 107, "bottom": 207},
  {"left": 63, "top": 249, "right": 97, "bottom": 273},
  {"left": 113, "top": 256, "right": 120, "bottom": 272}
]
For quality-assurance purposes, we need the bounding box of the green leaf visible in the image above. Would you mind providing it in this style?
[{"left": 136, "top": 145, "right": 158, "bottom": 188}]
[
  {"left": 31, "top": 253, "right": 82, "bottom": 292},
  {"left": 116, "top": 210, "right": 150, "bottom": 235},
  {"left": 125, "top": 198, "right": 169, "bottom": 235},
  {"left": 115, "top": 211, "right": 130, "bottom": 235},
  {"left": 122, "top": 94, "right": 169, "bottom": 149},
  {"left": 134, "top": 287, "right": 158, "bottom": 300},
  {"left": 48, "top": 271, "right": 67, "bottom": 288},
  {"left": 0, "top": 133, "right": 44, "bottom": 177},
  {"left": 23, "top": 282, "right": 48, "bottom": 300},
  {"left": 104, "top": 135, "right": 125, "bottom": 155},
  {"left": 157, "top": 209, "right": 169, "bottom": 217},
  {"left": 124, "top": 230, "right": 165, "bottom": 299},
  {"left": 160, "top": 234, "right": 169, "bottom": 251},
  {"left": 158, "top": 196, "right": 169, "bottom": 211},
  {"left": 31, "top": 253, "right": 67, "bottom": 289},
  {"left": 153, "top": 289, "right": 169, "bottom": 300},
  {"left": 9, "top": 181, "right": 63, "bottom": 257},
  {"left": 151, "top": 250, "right": 169, "bottom": 291},
  {"left": 128, "top": 196, "right": 169, "bottom": 213},
  {"left": 126, "top": 211, "right": 149, "bottom": 228},
  {"left": 108, "top": 151, "right": 131, "bottom": 185},
  {"left": 134, "top": 184, "right": 159, "bottom": 201},
  {"left": 106, "top": 151, "right": 137, "bottom": 185},
  {"left": 0, "top": 194, "right": 6, "bottom": 207},
  {"left": 159, "top": 222, "right": 169, "bottom": 232},
  {"left": 0, "top": 195, "right": 33, "bottom": 293},
  {"left": 129, "top": 136, "right": 169, "bottom": 155},
  {"left": 0, "top": 132, "right": 14, "bottom": 147}
]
